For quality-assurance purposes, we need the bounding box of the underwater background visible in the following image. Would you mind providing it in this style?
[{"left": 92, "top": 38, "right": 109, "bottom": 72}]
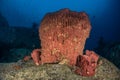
[{"left": 0, "top": 0, "right": 120, "bottom": 69}]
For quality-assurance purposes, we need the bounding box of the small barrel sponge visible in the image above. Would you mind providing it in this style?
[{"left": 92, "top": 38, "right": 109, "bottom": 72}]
[{"left": 39, "top": 9, "right": 91, "bottom": 66}]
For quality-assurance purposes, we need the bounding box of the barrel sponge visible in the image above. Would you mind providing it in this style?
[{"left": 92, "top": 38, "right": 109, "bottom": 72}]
[{"left": 39, "top": 9, "right": 91, "bottom": 66}]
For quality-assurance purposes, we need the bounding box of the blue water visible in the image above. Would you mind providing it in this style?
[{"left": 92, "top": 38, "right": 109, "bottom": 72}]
[{"left": 0, "top": 0, "right": 120, "bottom": 68}]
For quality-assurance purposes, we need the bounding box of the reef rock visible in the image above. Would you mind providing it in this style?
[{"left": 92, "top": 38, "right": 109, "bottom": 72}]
[
  {"left": 38, "top": 9, "right": 91, "bottom": 66},
  {"left": 96, "top": 42, "right": 120, "bottom": 69},
  {"left": 0, "top": 57, "right": 119, "bottom": 80}
]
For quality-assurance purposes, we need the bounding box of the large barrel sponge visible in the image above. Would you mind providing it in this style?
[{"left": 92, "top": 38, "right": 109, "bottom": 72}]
[{"left": 39, "top": 9, "right": 91, "bottom": 66}]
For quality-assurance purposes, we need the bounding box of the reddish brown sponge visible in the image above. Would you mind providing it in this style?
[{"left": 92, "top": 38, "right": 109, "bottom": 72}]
[
  {"left": 31, "top": 49, "right": 41, "bottom": 65},
  {"left": 31, "top": 9, "right": 99, "bottom": 76},
  {"left": 38, "top": 9, "right": 91, "bottom": 66},
  {"left": 75, "top": 50, "right": 99, "bottom": 76}
]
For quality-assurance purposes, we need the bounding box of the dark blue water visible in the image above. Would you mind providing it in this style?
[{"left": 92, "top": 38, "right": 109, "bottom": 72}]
[{"left": 0, "top": 0, "right": 120, "bottom": 68}]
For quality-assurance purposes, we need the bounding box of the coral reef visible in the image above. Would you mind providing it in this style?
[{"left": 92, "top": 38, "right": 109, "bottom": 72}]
[
  {"left": 0, "top": 57, "right": 120, "bottom": 80},
  {"left": 31, "top": 9, "right": 99, "bottom": 76}
]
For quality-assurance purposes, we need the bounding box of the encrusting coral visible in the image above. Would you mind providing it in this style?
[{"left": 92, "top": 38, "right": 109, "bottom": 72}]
[{"left": 31, "top": 8, "right": 99, "bottom": 76}]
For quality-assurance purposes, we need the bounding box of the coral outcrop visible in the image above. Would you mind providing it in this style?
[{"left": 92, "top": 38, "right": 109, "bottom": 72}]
[{"left": 31, "top": 8, "right": 99, "bottom": 76}]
